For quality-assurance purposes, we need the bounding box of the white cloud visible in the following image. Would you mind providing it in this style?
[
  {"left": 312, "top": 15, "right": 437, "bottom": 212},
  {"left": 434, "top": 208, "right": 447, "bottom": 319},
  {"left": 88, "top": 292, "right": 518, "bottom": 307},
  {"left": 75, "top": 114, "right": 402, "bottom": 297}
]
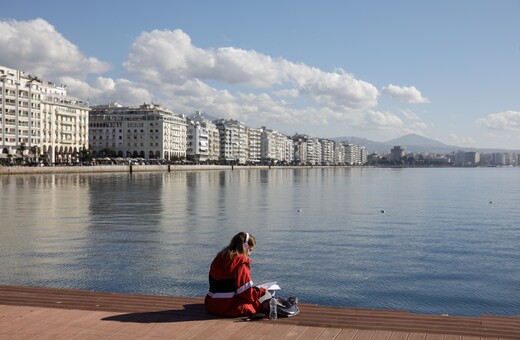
[
  {"left": 273, "top": 89, "right": 299, "bottom": 98},
  {"left": 58, "top": 76, "right": 153, "bottom": 106},
  {"left": 0, "top": 19, "right": 412, "bottom": 134},
  {"left": 400, "top": 108, "right": 420, "bottom": 121},
  {"left": 123, "top": 28, "right": 383, "bottom": 126},
  {"left": 448, "top": 133, "right": 476, "bottom": 146},
  {"left": 0, "top": 18, "right": 110, "bottom": 80},
  {"left": 382, "top": 84, "right": 429, "bottom": 104},
  {"left": 476, "top": 111, "right": 520, "bottom": 131},
  {"left": 364, "top": 110, "right": 403, "bottom": 129}
]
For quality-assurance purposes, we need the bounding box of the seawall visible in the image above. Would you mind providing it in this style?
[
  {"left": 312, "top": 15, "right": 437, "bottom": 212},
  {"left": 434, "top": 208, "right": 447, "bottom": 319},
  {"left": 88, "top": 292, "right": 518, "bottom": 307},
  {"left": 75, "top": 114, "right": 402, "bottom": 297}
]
[{"left": 0, "top": 164, "right": 325, "bottom": 175}]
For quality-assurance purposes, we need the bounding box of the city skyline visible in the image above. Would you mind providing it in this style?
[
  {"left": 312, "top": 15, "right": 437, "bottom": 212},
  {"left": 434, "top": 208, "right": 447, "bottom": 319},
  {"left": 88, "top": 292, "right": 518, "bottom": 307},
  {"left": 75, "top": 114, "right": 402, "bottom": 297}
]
[{"left": 1, "top": 1, "right": 519, "bottom": 149}]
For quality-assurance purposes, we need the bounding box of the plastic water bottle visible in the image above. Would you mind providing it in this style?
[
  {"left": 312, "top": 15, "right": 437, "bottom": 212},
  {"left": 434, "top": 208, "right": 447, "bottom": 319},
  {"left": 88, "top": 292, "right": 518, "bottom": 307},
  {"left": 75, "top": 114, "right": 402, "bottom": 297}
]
[{"left": 269, "top": 296, "right": 277, "bottom": 320}]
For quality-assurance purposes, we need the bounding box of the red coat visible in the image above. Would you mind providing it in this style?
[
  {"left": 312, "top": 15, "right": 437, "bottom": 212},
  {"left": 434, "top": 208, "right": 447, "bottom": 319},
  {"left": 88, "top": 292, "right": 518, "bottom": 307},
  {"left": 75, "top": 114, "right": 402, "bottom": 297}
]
[{"left": 205, "top": 253, "right": 266, "bottom": 317}]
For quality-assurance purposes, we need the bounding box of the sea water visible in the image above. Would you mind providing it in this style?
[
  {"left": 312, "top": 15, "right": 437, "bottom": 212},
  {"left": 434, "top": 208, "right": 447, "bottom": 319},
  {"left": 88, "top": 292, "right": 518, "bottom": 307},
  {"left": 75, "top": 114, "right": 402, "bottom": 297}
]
[{"left": 1, "top": 167, "right": 519, "bottom": 316}]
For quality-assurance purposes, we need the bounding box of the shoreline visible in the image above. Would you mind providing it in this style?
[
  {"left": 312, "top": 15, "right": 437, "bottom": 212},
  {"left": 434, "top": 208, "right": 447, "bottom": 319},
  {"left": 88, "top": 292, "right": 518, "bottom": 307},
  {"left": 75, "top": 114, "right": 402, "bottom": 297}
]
[{"left": 0, "top": 164, "right": 343, "bottom": 175}]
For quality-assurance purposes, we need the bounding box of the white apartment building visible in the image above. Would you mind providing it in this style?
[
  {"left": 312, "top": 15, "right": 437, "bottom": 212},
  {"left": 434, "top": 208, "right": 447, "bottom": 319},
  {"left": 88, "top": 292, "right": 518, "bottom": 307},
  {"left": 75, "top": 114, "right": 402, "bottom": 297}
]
[
  {"left": 283, "top": 137, "right": 294, "bottom": 164},
  {"left": 260, "top": 127, "right": 278, "bottom": 163},
  {"left": 275, "top": 131, "right": 293, "bottom": 164},
  {"left": 190, "top": 111, "right": 220, "bottom": 162},
  {"left": 307, "top": 137, "right": 321, "bottom": 165},
  {"left": 344, "top": 143, "right": 359, "bottom": 165},
  {"left": 1, "top": 66, "right": 89, "bottom": 164},
  {"left": 320, "top": 139, "right": 335, "bottom": 165},
  {"left": 359, "top": 146, "right": 368, "bottom": 165},
  {"left": 260, "top": 127, "right": 294, "bottom": 164},
  {"left": 248, "top": 127, "right": 261, "bottom": 164},
  {"left": 293, "top": 134, "right": 308, "bottom": 164},
  {"left": 89, "top": 103, "right": 187, "bottom": 160},
  {"left": 334, "top": 142, "right": 345, "bottom": 165},
  {"left": 215, "top": 119, "right": 248, "bottom": 164},
  {"left": 344, "top": 143, "right": 367, "bottom": 165},
  {"left": 187, "top": 120, "right": 209, "bottom": 162}
]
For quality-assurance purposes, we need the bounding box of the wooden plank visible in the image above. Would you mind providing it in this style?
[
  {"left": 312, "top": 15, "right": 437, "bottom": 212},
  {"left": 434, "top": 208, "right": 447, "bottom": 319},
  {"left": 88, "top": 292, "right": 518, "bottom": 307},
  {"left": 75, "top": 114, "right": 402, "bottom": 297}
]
[
  {"left": 2, "top": 285, "right": 520, "bottom": 339},
  {"left": 371, "top": 330, "right": 393, "bottom": 340},
  {"left": 316, "top": 327, "right": 345, "bottom": 339},
  {"left": 297, "top": 326, "right": 328, "bottom": 340},
  {"left": 352, "top": 330, "right": 375, "bottom": 340},
  {"left": 407, "top": 333, "right": 427, "bottom": 340},
  {"left": 443, "top": 335, "right": 462, "bottom": 340},
  {"left": 388, "top": 332, "right": 410, "bottom": 340}
]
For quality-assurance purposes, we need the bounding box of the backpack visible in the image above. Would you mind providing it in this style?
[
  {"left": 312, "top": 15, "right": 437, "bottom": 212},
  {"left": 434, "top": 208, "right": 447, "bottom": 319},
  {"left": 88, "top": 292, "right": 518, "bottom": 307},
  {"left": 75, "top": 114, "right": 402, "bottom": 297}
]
[{"left": 274, "top": 296, "right": 300, "bottom": 317}]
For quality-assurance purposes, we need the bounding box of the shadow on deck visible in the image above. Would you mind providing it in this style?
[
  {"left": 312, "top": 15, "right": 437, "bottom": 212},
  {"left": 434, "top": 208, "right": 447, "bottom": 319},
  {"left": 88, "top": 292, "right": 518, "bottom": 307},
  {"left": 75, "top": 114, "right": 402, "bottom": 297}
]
[{"left": 1, "top": 285, "right": 519, "bottom": 339}]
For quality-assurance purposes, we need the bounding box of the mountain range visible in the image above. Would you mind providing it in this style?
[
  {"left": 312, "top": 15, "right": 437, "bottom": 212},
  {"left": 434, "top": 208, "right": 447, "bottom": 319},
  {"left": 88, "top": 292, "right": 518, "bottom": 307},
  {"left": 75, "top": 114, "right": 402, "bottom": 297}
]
[{"left": 332, "top": 134, "right": 518, "bottom": 154}]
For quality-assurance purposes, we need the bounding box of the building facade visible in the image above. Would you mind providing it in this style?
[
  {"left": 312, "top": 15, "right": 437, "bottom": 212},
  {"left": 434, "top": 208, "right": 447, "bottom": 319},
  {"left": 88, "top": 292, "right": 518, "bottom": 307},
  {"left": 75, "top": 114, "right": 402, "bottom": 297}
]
[
  {"left": 1, "top": 65, "right": 89, "bottom": 164},
  {"left": 215, "top": 119, "right": 248, "bottom": 164},
  {"left": 248, "top": 127, "right": 261, "bottom": 164},
  {"left": 187, "top": 120, "right": 209, "bottom": 162},
  {"left": 190, "top": 111, "right": 220, "bottom": 162},
  {"left": 390, "top": 146, "right": 405, "bottom": 162},
  {"left": 89, "top": 103, "right": 187, "bottom": 160}
]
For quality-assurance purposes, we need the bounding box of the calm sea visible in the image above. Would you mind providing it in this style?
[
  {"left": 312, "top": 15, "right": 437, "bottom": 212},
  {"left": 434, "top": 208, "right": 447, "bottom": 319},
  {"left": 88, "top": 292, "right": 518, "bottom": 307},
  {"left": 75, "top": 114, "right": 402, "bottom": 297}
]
[{"left": 1, "top": 167, "right": 519, "bottom": 317}]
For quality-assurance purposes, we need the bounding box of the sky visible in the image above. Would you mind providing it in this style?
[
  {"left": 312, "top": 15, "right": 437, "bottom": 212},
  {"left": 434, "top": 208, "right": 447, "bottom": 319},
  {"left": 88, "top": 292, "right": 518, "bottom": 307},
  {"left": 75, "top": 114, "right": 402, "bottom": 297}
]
[{"left": 1, "top": 1, "right": 520, "bottom": 150}]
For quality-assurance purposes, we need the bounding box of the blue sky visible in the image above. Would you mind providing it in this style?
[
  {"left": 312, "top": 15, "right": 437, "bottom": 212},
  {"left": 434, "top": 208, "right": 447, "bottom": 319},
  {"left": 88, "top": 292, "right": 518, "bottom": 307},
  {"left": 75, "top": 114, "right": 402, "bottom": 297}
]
[{"left": 1, "top": 1, "right": 520, "bottom": 149}]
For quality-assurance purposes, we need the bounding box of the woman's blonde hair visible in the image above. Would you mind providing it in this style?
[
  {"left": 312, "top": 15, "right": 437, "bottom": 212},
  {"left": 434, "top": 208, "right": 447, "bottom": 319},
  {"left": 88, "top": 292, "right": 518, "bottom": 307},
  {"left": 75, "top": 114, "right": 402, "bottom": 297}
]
[{"left": 219, "top": 232, "right": 256, "bottom": 260}]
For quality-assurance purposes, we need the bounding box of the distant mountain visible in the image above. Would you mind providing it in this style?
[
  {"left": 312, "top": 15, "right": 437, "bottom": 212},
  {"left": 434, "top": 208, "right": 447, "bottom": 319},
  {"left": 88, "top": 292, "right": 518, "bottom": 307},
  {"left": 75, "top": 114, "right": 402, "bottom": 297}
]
[
  {"left": 386, "top": 134, "right": 446, "bottom": 147},
  {"left": 332, "top": 134, "right": 469, "bottom": 154}
]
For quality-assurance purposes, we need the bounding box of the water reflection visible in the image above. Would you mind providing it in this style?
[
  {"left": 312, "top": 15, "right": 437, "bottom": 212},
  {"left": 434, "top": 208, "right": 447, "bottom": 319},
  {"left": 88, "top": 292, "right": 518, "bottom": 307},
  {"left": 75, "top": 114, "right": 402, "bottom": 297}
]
[{"left": 1, "top": 168, "right": 520, "bottom": 316}]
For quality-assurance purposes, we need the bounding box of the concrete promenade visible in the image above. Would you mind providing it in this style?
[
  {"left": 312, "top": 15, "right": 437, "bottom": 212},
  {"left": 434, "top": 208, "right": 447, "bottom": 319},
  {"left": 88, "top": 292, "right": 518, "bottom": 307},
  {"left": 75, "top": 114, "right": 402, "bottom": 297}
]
[
  {"left": 1, "top": 285, "right": 520, "bottom": 339},
  {"left": 0, "top": 164, "right": 327, "bottom": 175}
]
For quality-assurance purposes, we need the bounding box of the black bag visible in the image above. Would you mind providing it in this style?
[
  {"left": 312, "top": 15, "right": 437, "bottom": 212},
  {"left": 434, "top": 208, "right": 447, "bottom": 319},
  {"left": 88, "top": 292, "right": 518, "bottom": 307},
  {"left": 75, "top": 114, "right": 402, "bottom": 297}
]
[{"left": 274, "top": 296, "right": 300, "bottom": 317}]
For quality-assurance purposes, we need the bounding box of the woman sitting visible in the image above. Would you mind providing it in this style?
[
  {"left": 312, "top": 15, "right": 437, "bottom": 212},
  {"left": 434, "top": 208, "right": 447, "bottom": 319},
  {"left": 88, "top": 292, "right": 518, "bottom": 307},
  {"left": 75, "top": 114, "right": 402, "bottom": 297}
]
[{"left": 205, "top": 232, "right": 270, "bottom": 317}]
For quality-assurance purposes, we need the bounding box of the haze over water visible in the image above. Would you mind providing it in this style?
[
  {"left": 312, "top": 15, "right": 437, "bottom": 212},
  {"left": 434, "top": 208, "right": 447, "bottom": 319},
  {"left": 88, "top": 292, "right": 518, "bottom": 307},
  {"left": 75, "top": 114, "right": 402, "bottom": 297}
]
[{"left": 1, "top": 167, "right": 519, "bottom": 316}]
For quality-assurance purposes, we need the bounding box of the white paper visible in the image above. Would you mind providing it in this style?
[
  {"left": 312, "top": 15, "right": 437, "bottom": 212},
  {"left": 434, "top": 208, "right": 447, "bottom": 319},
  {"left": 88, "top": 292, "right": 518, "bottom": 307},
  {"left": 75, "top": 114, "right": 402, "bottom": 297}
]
[{"left": 257, "top": 281, "right": 281, "bottom": 290}]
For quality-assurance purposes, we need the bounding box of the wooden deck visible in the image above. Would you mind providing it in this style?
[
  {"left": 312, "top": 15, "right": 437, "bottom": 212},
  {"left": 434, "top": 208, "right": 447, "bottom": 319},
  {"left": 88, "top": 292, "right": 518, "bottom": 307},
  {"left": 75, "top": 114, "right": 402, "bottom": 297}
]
[{"left": 1, "top": 285, "right": 519, "bottom": 339}]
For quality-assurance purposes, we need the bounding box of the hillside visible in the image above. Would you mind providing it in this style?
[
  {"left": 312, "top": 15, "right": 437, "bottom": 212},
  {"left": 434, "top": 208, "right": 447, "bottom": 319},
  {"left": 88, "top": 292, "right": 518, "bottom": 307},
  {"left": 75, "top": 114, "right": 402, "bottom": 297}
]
[{"left": 332, "top": 134, "right": 470, "bottom": 154}]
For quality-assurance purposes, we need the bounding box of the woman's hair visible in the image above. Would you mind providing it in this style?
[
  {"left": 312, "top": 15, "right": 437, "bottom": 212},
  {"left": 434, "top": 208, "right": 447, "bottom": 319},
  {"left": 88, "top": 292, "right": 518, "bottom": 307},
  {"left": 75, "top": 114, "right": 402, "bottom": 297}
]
[{"left": 219, "top": 232, "right": 256, "bottom": 260}]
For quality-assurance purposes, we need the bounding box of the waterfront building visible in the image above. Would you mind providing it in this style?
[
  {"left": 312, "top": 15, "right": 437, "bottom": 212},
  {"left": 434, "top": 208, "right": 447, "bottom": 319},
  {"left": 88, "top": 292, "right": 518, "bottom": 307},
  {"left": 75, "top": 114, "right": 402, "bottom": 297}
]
[
  {"left": 359, "top": 146, "right": 368, "bottom": 165},
  {"left": 344, "top": 143, "right": 359, "bottom": 165},
  {"left": 282, "top": 135, "right": 294, "bottom": 164},
  {"left": 390, "top": 146, "right": 405, "bottom": 162},
  {"left": 343, "top": 143, "right": 367, "bottom": 165},
  {"left": 260, "top": 127, "right": 277, "bottom": 163},
  {"left": 260, "top": 126, "right": 290, "bottom": 164},
  {"left": 89, "top": 103, "right": 187, "bottom": 160},
  {"left": 248, "top": 127, "right": 261, "bottom": 164},
  {"left": 504, "top": 152, "right": 517, "bottom": 166},
  {"left": 305, "top": 136, "right": 321, "bottom": 165},
  {"left": 319, "top": 139, "right": 335, "bottom": 165},
  {"left": 453, "top": 151, "right": 481, "bottom": 167},
  {"left": 215, "top": 119, "right": 248, "bottom": 164},
  {"left": 293, "top": 134, "right": 308, "bottom": 165},
  {"left": 334, "top": 142, "right": 345, "bottom": 165},
  {"left": 0, "top": 66, "right": 89, "bottom": 164},
  {"left": 190, "top": 111, "right": 220, "bottom": 162},
  {"left": 187, "top": 120, "right": 209, "bottom": 162},
  {"left": 492, "top": 152, "right": 506, "bottom": 166}
]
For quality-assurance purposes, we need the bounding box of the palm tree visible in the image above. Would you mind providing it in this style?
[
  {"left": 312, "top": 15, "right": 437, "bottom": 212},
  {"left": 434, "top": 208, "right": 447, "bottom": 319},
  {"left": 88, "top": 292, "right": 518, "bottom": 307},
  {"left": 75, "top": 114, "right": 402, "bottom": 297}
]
[
  {"left": 16, "top": 142, "right": 27, "bottom": 164},
  {"left": 29, "top": 145, "right": 41, "bottom": 163},
  {"left": 78, "top": 147, "right": 92, "bottom": 163}
]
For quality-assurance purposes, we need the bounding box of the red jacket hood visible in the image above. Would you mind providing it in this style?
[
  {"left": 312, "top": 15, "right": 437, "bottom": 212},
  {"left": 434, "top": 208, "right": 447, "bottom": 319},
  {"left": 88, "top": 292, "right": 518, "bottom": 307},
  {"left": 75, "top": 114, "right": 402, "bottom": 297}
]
[{"left": 210, "top": 253, "right": 251, "bottom": 280}]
